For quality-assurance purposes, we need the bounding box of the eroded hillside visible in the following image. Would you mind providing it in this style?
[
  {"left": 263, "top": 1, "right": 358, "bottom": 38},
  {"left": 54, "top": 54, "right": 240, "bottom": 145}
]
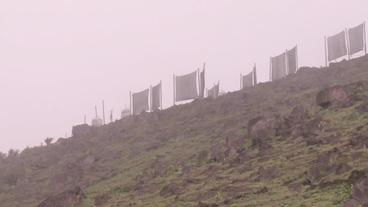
[{"left": 2, "top": 57, "right": 368, "bottom": 207}]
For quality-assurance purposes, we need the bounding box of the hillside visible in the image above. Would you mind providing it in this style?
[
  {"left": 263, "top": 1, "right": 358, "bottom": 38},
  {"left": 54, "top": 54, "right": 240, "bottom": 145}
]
[{"left": 2, "top": 56, "right": 368, "bottom": 207}]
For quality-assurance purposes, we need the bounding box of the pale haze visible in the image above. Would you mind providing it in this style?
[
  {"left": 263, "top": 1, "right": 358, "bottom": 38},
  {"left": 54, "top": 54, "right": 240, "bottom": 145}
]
[{"left": 0, "top": 0, "right": 367, "bottom": 152}]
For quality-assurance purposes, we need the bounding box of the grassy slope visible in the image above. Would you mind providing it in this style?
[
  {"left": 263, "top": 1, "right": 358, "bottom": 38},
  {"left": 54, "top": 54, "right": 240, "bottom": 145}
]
[{"left": 2, "top": 56, "right": 368, "bottom": 207}]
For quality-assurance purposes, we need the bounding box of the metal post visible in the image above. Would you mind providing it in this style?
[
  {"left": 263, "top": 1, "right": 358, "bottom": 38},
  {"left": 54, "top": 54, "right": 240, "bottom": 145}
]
[
  {"left": 324, "top": 36, "right": 328, "bottom": 67},
  {"left": 149, "top": 85, "right": 152, "bottom": 112},
  {"left": 160, "top": 80, "right": 163, "bottom": 110},
  {"left": 270, "top": 57, "right": 272, "bottom": 81},
  {"left": 95, "top": 105, "right": 98, "bottom": 118},
  {"left": 253, "top": 63, "right": 257, "bottom": 85},
  {"left": 129, "top": 91, "right": 132, "bottom": 115},
  {"left": 197, "top": 68, "right": 200, "bottom": 98},
  {"left": 202, "top": 63, "right": 206, "bottom": 98},
  {"left": 364, "top": 21, "right": 367, "bottom": 55},
  {"left": 173, "top": 75, "right": 176, "bottom": 106},
  {"left": 102, "top": 100, "right": 105, "bottom": 125},
  {"left": 285, "top": 49, "right": 289, "bottom": 76},
  {"left": 345, "top": 28, "right": 351, "bottom": 60},
  {"left": 110, "top": 110, "right": 113, "bottom": 123},
  {"left": 296, "top": 45, "right": 299, "bottom": 72},
  {"left": 240, "top": 73, "right": 242, "bottom": 90}
]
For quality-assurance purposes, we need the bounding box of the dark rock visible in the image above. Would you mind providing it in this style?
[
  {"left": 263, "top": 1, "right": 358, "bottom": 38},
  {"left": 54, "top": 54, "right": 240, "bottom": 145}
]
[
  {"left": 316, "top": 86, "right": 352, "bottom": 108},
  {"left": 248, "top": 117, "right": 277, "bottom": 139},
  {"left": 225, "top": 136, "right": 245, "bottom": 157},
  {"left": 210, "top": 142, "right": 229, "bottom": 162},
  {"left": 94, "top": 193, "right": 111, "bottom": 207},
  {"left": 350, "top": 134, "right": 368, "bottom": 148},
  {"left": 210, "top": 136, "right": 245, "bottom": 162},
  {"left": 288, "top": 106, "right": 309, "bottom": 125},
  {"left": 306, "top": 148, "right": 346, "bottom": 186},
  {"left": 37, "top": 186, "right": 86, "bottom": 207},
  {"left": 344, "top": 199, "right": 360, "bottom": 207},
  {"left": 356, "top": 101, "right": 368, "bottom": 113},
  {"left": 255, "top": 166, "right": 279, "bottom": 181},
  {"left": 198, "top": 202, "right": 219, "bottom": 207},
  {"left": 160, "top": 183, "right": 181, "bottom": 197},
  {"left": 351, "top": 177, "right": 368, "bottom": 205},
  {"left": 254, "top": 186, "right": 268, "bottom": 194}
]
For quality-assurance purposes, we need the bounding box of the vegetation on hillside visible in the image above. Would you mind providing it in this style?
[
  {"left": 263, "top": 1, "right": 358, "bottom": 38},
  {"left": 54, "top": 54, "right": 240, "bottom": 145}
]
[{"left": 2, "top": 57, "right": 368, "bottom": 206}]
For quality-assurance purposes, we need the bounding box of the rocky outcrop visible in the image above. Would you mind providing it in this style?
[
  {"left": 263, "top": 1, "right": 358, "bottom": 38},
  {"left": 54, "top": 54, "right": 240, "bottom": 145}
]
[
  {"left": 306, "top": 148, "right": 351, "bottom": 186},
  {"left": 316, "top": 86, "right": 352, "bottom": 108},
  {"left": 37, "top": 186, "right": 86, "bottom": 207},
  {"left": 210, "top": 136, "right": 245, "bottom": 162},
  {"left": 344, "top": 177, "right": 368, "bottom": 207},
  {"left": 159, "top": 183, "right": 182, "bottom": 197}
]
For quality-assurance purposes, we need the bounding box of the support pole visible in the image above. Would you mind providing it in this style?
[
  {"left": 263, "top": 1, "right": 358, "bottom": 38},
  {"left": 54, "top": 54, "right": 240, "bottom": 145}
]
[
  {"left": 364, "top": 21, "right": 367, "bottom": 55},
  {"left": 102, "top": 100, "right": 105, "bottom": 125},
  {"left": 346, "top": 28, "right": 351, "bottom": 60},
  {"left": 110, "top": 110, "right": 113, "bottom": 123},
  {"left": 253, "top": 63, "right": 257, "bottom": 86},
  {"left": 240, "top": 73, "right": 242, "bottom": 90},
  {"left": 173, "top": 75, "right": 176, "bottom": 106},
  {"left": 84, "top": 114, "right": 86, "bottom": 124},
  {"left": 202, "top": 63, "right": 206, "bottom": 98},
  {"left": 197, "top": 68, "right": 200, "bottom": 98},
  {"left": 285, "top": 49, "right": 289, "bottom": 76},
  {"left": 296, "top": 45, "right": 299, "bottom": 72},
  {"left": 270, "top": 57, "right": 272, "bottom": 81},
  {"left": 129, "top": 91, "right": 132, "bottom": 116},
  {"left": 324, "top": 36, "right": 328, "bottom": 68},
  {"left": 149, "top": 85, "right": 152, "bottom": 112},
  {"left": 95, "top": 105, "right": 98, "bottom": 118},
  {"left": 160, "top": 80, "right": 163, "bottom": 110}
]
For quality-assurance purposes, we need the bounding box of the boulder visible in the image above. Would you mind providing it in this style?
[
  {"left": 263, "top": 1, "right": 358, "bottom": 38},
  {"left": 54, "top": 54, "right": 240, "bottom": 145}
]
[
  {"left": 248, "top": 117, "right": 277, "bottom": 139},
  {"left": 288, "top": 106, "right": 309, "bottom": 125},
  {"left": 305, "top": 148, "right": 347, "bottom": 186},
  {"left": 37, "top": 186, "right": 86, "bottom": 207},
  {"left": 344, "top": 177, "right": 368, "bottom": 207},
  {"left": 159, "top": 183, "right": 181, "bottom": 197},
  {"left": 225, "top": 136, "right": 245, "bottom": 157},
  {"left": 355, "top": 101, "right": 368, "bottom": 113},
  {"left": 316, "top": 86, "right": 352, "bottom": 108},
  {"left": 350, "top": 134, "right": 368, "bottom": 148},
  {"left": 210, "top": 136, "right": 245, "bottom": 162}
]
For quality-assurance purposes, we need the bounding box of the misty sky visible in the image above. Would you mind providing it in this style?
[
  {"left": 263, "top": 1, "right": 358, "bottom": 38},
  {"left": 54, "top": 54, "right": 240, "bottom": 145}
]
[{"left": 0, "top": 0, "right": 367, "bottom": 152}]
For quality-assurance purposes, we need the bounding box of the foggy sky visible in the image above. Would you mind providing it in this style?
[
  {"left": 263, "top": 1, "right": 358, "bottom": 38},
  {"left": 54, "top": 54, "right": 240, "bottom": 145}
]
[{"left": 0, "top": 0, "right": 367, "bottom": 152}]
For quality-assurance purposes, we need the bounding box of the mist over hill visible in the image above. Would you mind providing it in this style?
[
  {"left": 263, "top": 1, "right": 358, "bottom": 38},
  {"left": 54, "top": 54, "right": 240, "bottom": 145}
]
[{"left": 2, "top": 56, "right": 368, "bottom": 206}]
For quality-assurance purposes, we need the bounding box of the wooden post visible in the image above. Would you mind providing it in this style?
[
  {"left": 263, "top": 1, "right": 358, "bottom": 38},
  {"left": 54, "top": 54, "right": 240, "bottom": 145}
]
[{"left": 324, "top": 36, "right": 328, "bottom": 67}]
